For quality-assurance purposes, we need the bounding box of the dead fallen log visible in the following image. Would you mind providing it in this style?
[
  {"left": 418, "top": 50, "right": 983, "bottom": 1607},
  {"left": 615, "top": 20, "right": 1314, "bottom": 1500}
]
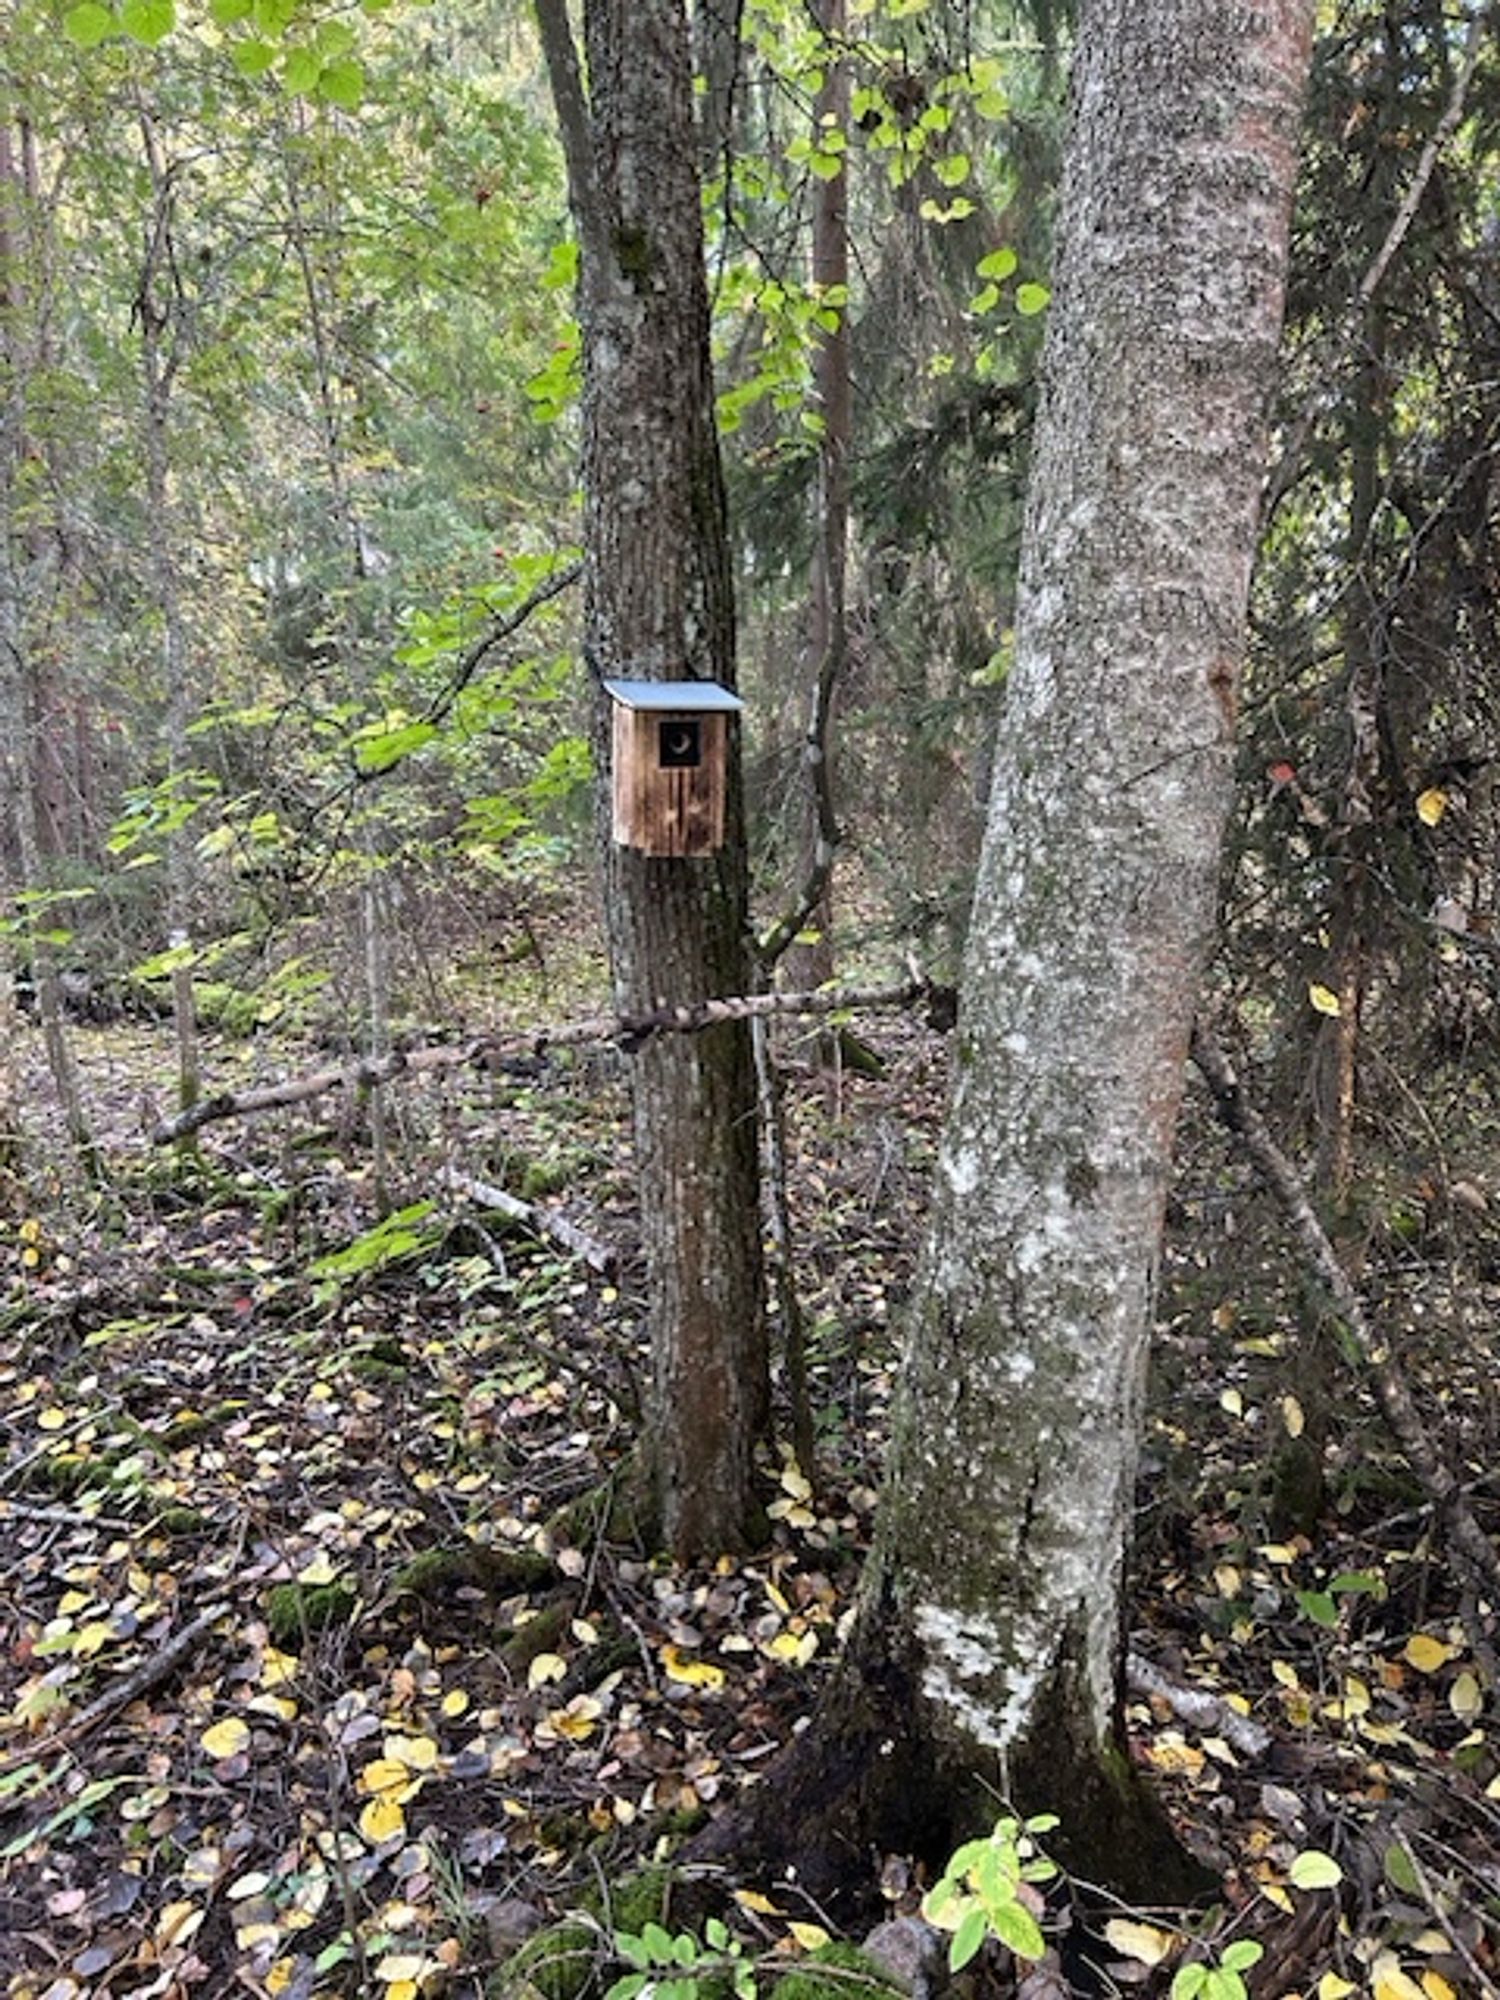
[
  {"left": 1191, "top": 1025, "right": 1500, "bottom": 1611},
  {"left": 438, "top": 1168, "right": 617, "bottom": 1276},
  {"left": 147, "top": 975, "right": 947, "bottom": 1145}
]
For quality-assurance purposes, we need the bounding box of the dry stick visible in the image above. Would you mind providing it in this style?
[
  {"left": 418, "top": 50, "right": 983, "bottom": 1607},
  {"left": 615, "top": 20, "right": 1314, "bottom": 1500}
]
[
  {"left": 0, "top": 1599, "right": 231, "bottom": 1779},
  {"left": 147, "top": 976, "right": 942, "bottom": 1146},
  {"left": 1191, "top": 1027, "right": 1500, "bottom": 1613},
  {"left": 1124, "top": 1649, "right": 1273, "bottom": 1761},
  {"left": 437, "top": 1168, "right": 616, "bottom": 1276}
]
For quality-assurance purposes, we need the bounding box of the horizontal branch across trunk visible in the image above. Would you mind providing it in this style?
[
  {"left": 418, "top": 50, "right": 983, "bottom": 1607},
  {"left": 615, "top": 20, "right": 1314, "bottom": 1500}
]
[{"left": 147, "top": 976, "right": 948, "bottom": 1145}]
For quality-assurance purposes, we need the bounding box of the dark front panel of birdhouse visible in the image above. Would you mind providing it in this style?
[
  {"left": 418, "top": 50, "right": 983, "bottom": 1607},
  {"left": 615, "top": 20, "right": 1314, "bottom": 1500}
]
[{"left": 612, "top": 706, "right": 728, "bottom": 857}]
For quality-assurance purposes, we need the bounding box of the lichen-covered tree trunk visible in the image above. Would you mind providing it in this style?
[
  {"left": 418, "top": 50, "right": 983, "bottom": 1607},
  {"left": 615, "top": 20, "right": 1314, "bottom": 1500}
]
[
  {"left": 536, "top": 0, "right": 766, "bottom": 1560},
  {"left": 699, "top": 0, "right": 1313, "bottom": 1901}
]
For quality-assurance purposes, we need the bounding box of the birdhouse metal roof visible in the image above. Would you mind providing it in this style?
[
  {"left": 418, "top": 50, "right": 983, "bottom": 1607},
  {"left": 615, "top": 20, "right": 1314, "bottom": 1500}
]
[{"left": 603, "top": 678, "right": 744, "bottom": 713}]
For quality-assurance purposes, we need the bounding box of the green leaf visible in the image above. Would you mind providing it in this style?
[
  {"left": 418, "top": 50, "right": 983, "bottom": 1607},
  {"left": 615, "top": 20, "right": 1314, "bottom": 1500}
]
[
  {"left": 1288, "top": 1850, "right": 1343, "bottom": 1891},
  {"left": 231, "top": 37, "right": 277, "bottom": 73},
  {"left": 989, "top": 1898, "right": 1045, "bottom": 1963},
  {"left": 120, "top": 0, "right": 174, "bottom": 41},
  {"left": 977, "top": 246, "right": 1018, "bottom": 281},
  {"left": 949, "top": 1907, "right": 988, "bottom": 1972},
  {"left": 63, "top": 1, "right": 117, "bottom": 44},
  {"left": 809, "top": 151, "right": 844, "bottom": 181},
  {"left": 1220, "top": 1942, "right": 1263, "bottom": 1974},
  {"left": 209, "top": 0, "right": 253, "bottom": 19},
  {"left": 616, "top": 1935, "right": 652, "bottom": 1971},
  {"left": 1295, "top": 1590, "right": 1338, "bottom": 1628},
  {"left": 605, "top": 1979, "right": 648, "bottom": 2000},
  {"left": 283, "top": 44, "right": 319, "bottom": 92},
  {"left": 933, "top": 151, "right": 971, "bottom": 187},
  {"left": 641, "top": 1924, "right": 676, "bottom": 1965},
  {"left": 1384, "top": 1843, "right": 1422, "bottom": 1895},
  {"left": 1171, "top": 1968, "right": 1207, "bottom": 2000},
  {"left": 317, "top": 57, "right": 364, "bottom": 108},
  {"left": 1329, "top": 1570, "right": 1382, "bottom": 1596},
  {"left": 1016, "top": 282, "right": 1051, "bottom": 316}
]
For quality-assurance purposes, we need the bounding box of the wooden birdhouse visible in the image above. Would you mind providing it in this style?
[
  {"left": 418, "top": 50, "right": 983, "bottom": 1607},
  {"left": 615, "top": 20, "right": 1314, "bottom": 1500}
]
[{"left": 604, "top": 679, "right": 744, "bottom": 859}]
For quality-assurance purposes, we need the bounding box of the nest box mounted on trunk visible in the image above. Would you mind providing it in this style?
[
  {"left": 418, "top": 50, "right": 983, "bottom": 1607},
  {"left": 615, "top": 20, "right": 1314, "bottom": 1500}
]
[{"left": 604, "top": 679, "right": 744, "bottom": 859}]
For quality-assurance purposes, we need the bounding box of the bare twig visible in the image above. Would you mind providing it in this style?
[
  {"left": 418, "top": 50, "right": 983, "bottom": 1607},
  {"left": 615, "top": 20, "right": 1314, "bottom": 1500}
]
[
  {"left": 1125, "top": 1649, "right": 1274, "bottom": 1760},
  {"left": 1191, "top": 1025, "right": 1500, "bottom": 1610},
  {"left": 0, "top": 1600, "right": 231, "bottom": 1779},
  {"left": 147, "top": 976, "right": 949, "bottom": 1145},
  {"left": 438, "top": 1168, "right": 616, "bottom": 1276}
]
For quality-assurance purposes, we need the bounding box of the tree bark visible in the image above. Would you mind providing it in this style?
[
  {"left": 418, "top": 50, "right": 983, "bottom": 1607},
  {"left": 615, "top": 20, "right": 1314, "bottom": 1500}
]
[
  {"left": 701, "top": 0, "right": 1313, "bottom": 1903},
  {"left": 536, "top": 0, "right": 767, "bottom": 1561}
]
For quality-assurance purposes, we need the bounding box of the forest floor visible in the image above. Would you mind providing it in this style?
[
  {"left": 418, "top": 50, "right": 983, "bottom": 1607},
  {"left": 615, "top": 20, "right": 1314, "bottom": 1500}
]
[{"left": 1, "top": 959, "right": 1498, "bottom": 2000}]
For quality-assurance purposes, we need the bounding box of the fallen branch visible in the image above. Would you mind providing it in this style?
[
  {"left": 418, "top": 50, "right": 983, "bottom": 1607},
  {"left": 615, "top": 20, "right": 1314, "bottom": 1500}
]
[
  {"left": 0, "top": 1599, "right": 231, "bottom": 1779},
  {"left": 438, "top": 1169, "right": 617, "bottom": 1276},
  {"left": 148, "top": 975, "right": 948, "bottom": 1145},
  {"left": 1125, "top": 1649, "right": 1273, "bottom": 1760},
  {"left": 1191, "top": 1025, "right": 1500, "bottom": 1608}
]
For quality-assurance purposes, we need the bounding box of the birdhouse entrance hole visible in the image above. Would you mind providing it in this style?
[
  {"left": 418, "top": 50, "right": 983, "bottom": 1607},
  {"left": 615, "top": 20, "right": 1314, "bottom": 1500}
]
[{"left": 659, "top": 717, "right": 702, "bottom": 769}]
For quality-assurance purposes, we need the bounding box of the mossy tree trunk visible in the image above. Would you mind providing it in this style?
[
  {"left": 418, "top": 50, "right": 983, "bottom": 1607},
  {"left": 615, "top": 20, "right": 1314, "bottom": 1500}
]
[
  {"left": 535, "top": 0, "right": 767, "bottom": 1562},
  {"left": 701, "top": 0, "right": 1313, "bottom": 1902}
]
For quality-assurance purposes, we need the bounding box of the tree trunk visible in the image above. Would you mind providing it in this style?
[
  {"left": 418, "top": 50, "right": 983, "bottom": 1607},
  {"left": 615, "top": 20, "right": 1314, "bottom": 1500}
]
[
  {"left": 701, "top": 0, "right": 1312, "bottom": 1903},
  {"left": 536, "top": 0, "right": 767, "bottom": 1561},
  {"left": 784, "top": 0, "right": 848, "bottom": 1008}
]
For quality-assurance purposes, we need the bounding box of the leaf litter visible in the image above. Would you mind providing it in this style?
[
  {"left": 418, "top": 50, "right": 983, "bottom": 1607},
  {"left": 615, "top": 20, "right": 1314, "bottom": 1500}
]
[{"left": 0, "top": 1014, "right": 1496, "bottom": 1998}]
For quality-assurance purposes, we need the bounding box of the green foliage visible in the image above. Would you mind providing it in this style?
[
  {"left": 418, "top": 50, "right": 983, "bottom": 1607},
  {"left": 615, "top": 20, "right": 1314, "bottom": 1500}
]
[
  {"left": 921, "top": 1813, "right": 1058, "bottom": 1968},
  {"left": 607, "top": 1916, "right": 754, "bottom": 2000},
  {"left": 1170, "top": 1939, "right": 1263, "bottom": 2000},
  {"left": 309, "top": 1202, "right": 441, "bottom": 1294}
]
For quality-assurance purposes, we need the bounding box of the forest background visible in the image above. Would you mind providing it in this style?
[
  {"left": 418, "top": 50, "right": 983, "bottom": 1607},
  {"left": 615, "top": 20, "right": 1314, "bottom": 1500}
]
[{"left": 1, "top": 3, "right": 1499, "bottom": 2000}]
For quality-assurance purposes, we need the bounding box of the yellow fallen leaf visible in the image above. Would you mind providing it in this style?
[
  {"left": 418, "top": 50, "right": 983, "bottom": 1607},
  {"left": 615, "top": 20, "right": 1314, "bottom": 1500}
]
[
  {"left": 384, "top": 1733, "right": 439, "bottom": 1770},
  {"left": 36, "top": 1408, "right": 68, "bottom": 1432},
  {"left": 1415, "top": 787, "right": 1448, "bottom": 827},
  {"left": 734, "top": 1889, "right": 782, "bottom": 1916},
  {"left": 385, "top": 1984, "right": 419, "bottom": 2000},
  {"left": 360, "top": 1757, "right": 417, "bottom": 1796},
  {"left": 1317, "top": 1974, "right": 1357, "bottom": 2000},
  {"left": 260, "top": 1646, "right": 300, "bottom": 1687},
  {"left": 359, "top": 1794, "right": 406, "bottom": 1845},
  {"left": 662, "top": 1646, "right": 726, "bottom": 1691},
  {"left": 1421, "top": 1974, "right": 1456, "bottom": 2000},
  {"left": 375, "top": 1955, "right": 430, "bottom": 1984},
  {"left": 266, "top": 1960, "right": 298, "bottom": 1996},
  {"left": 1258, "top": 1543, "right": 1299, "bottom": 1565},
  {"left": 1448, "top": 1670, "right": 1482, "bottom": 1720},
  {"left": 156, "top": 1900, "right": 206, "bottom": 1946},
  {"left": 1220, "top": 1388, "right": 1244, "bottom": 1418},
  {"left": 1372, "top": 1955, "right": 1428, "bottom": 2000},
  {"left": 527, "top": 1653, "right": 568, "bottom": 1691},
  {"left": 779, "top": 1465, "right": 813, "bottom": 1503},
  {"left": 1214, "top": 1564, "right": 1242, "bottom": 1598},
  {"left": 540, "top": 1695, "right": 603, "bottom": 1742},
  {"left": 1147, "top": 1737, "right": 1204, "bottom": 1776},
  {"left": 200, "top": 1716, "right": 251, "bottom": 1761},
  {"left": 1281, "top": 1395, "right": 1305, "bottom": 1439},
  {"left": 1103, "top": 1918, "right": 1178, "bottom": 1966},
  {"left": 297, "top": 1551, "right": 340, "bottom": 1586},
  {"left": 441, "top": 1688, "right": 470, "bottom": 1718},
  {"left": 1403, "top": 1634, "right": 1451, "bottom": 1673},
  {"left": 788, "top": 1922, "right": 830, "bottom": 1952},
  {"left": 765, "top": 1630, "right": 819, "bottom": 1666},
  {"left": 1308, "top": 983, "right": 1342, "bottom": 1016}
]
